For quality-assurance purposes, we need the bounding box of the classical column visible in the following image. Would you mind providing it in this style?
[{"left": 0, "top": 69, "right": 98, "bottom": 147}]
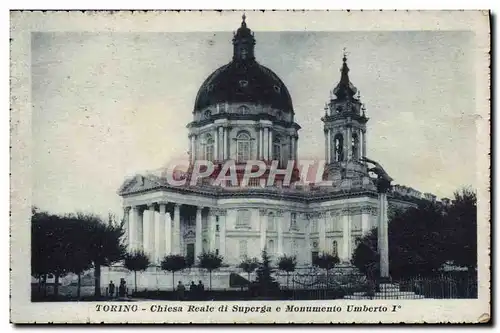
[
  {"left": 263, "top": 127, "right": 269, "bottom": 160},
  {"left": 123, "top": 207, "right": 131, "bottom": 251},
  {"left": 347, "top": 126, "right": 352, "bottom": 160},
  {"left": 268, "top": 129, "right": 273, "bottom": 161},
  {"left": 304, "top": 213, "right": 312, "bottom": 264},
  {"left": 222, "top": 127, "right": 227, "bottom": 160},
  {"left": 362, "top": 130, "right": 367, "bottom": 158},
  {"left": 259, "top": 127, "right": 264, "bottom": 159},
  {"left": 219, "top": 210, "right": 227, "bottom": 258},
  {"left": 209, "top": 209, "right": 217, "bottom": 251},
  {"left": 136, "top": 207, "right": 144, "bottom": 251},
  {"left": 172, "top": 204, "right": 181, "bottom": 254},
  {"left": 318, "top": 211, "right": 327, "bottom": 252},
  {"left": 145, "top": 204, "right": 156, "bottom": 259},
  {"left": 165, "top": 206, "right": 172, "bottom": 255},
  {"left": 129, "top": 206, "right": 138, "bottom": 250},
  {"left": 218, "top": 126, "right": 224, "bottom": 160},
  {"left": 378, "top": 193, "right": 390, "bottom": 279},
  {"left": 327, "top": 129, "right": 332, "bottom": 163},
  {"left": 214, "top": 127, "right": 219, "bottom": 161},
  {"left": 294, "top": 136, "right": 298, "bottom": 162},
  {"left": 195, "top": 206, "right": 203, "bottom": 262},
  {"left": 259, "top": 209, "right": 268, "bottom": 252},
  {"left": 157, "top": 203, "right": 167, "bottom": 262},
  {"left": 276, "top": 210, "right": 284, "bottom": 256},
  {"left": 361, "top": 206, "right": 371, "bottom": 235},
  {"left": 342, "top": 208, "right": 351, "bottom": 261}
]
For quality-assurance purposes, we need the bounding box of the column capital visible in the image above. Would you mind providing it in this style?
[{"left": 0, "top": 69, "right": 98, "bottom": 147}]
[
  {"left": 318, "top": 211, "right": 329, "bottom": 218},
  {"left": 123, "top": 206, "right": 131, "bottom": 213},
  {"left": 329, "top": 209, "right": 340, "bottom": 218},
  {"left": 148, "top": 203, "right": 156, "bottom": 210},
  {"left": 259, "top": 208, "right": 268, "bottom": 216},
  {"left": 341, "top": 207, "right": 351, "bottom": 215},
  {"left": 275, "top": 209, "right": 284, "bottom": 217}
]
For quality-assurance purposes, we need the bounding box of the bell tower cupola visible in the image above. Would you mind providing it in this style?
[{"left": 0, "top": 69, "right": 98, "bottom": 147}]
[{"left": 322, "top": 52, "right": 368, "bottom": 169}]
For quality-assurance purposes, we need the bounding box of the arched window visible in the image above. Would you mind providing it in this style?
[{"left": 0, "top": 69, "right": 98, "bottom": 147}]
[
  {"left": 267, "top": 212, "right": 275, "bottom": 231},
  {"left": 268, "top": 239, "right": 275, "bottom": 256},
  {"left": 203, "top": 134, "right": 214, "bottom": 161},
  {"left": 352, "top": 132, "right": 359, "bottom": 160},
  {"left": 334, "top": 134, "right": 344, "bottom": 162},
  {"left": 236, "top": 132, "right": 251, "bottom": 162},
  {"left": 273, "top": 136, "right": 282, "bottom": 166},
  {"left": 238, "top": 105, "right": 250, "bottom": 115},
  {"left": 332, "top": 240, "right": 338, "bottom": 257},
  {"left": 203, "top": 110, "right": 211, "bottom": 119}
]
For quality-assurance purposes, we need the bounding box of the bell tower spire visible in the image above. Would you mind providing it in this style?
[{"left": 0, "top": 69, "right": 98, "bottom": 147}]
[
  {"left": 321, "top": 52, "right": 369, "bottom": 184},
  {"left": 232, "top": 13, "right": 256, "bottom": 62}
]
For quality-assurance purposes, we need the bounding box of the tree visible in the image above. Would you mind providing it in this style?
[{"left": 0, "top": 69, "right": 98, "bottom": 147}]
[
  {"left": 31, "top": 211, "right": 72, "bottom": 298},
  {"left": 351, "top": 192, "right": 475, "bottom": 280},
  {"left": 238, "top": 256, "right": 259, "bottom": 282},
  {"left": 64, "top": 217, "right": 93, "bottom": 299},
  {"left": 254, "top": 250, "right": 280, "bottom": 296},
  {"left": 444, "top": 188, "right": 477, "bottom": 272},
  {"left": 313, "top": 252, "right": 340, "bottom": 287},
  {"left": 198, "top": 252, "right": 223, "bottom": 290},
  {"left": 277, "top": 255, "right": 297, "bottom": 289},
  {"left": 79, "top": 213, "right": 126, "bottom": 297},
  {"left": 161, "top": 255, "right": 187, "bottom": 291},
  {"left": 124, "top": 250, "right": 151, "bottom": 293}
]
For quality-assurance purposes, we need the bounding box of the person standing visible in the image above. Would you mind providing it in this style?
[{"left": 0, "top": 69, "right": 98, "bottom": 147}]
[
  {"left": 118, "top": 278, "right": 126, "bottom": 298},
  {"left": 177, "top": 281, "right": 186, "bottom": 301},
  {"left": 189, "top": 281, "right": 197, "bottom": 300},
  {"left": 197, "top": 280, "right": 205, "bottom": 300},
  {"left": 108, "top": 281, "right": 115, "bottom": 298}
]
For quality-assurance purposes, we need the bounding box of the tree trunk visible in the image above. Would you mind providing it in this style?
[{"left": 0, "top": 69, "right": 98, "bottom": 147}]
[
  {"left": 172, "top": 272, "right": 175, "bottom": 291},
  {"left": 94, "top": 264, "right": 101, "bottom": 297},
  {"left": 54, "top": 274, "right": 59, "bottom": 298},
  {"left": 134, "top": 271, "right": 137, "bottom": 293},
  {"left": 209, "top": 271, "right": 212, "bottom": 291},
  {"left": 77, "top": 273, "right": 81, "bottom": 299}
]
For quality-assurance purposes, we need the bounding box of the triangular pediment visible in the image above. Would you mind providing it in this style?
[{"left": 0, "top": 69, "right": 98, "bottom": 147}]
[{"left": 118, "top": 174, "right": 161, "bottom": 195}]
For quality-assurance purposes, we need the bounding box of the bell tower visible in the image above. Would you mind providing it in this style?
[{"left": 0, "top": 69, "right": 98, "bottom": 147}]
[{"left": 322, "top": 53, "right": 370, "bottom": 184}]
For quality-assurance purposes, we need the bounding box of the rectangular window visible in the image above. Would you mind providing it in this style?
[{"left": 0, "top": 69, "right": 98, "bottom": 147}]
[
  {"left": 236, "top": 209, "right": 251, "bottom": 228},
  {"left": 239, "top": 240, "right": 247, "bottom": 259},
  {"left": 290, "top": 213, "right": 298, "bottom": 231}
]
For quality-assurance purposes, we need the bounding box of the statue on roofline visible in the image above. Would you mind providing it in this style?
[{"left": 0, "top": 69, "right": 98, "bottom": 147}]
[{"left": 361, "top": 157, "right": 393, "bottom": 193}]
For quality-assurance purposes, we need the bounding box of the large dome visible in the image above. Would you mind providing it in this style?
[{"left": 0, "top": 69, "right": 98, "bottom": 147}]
[
  {"left": 194, "top": 61, "right": 294, "bottom": 113},
  {"left": 194, "top": 15, "right": 294, "bottom": 113}
]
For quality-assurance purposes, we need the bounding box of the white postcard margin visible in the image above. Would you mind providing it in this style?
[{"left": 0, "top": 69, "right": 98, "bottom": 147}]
[{"left": 9, "top": 10, "right": 491, "bottom": 324}]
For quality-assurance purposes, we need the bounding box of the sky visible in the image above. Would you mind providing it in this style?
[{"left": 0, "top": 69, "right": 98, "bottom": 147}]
[{"left": 31, "top": 28, "right": 476, "bottom": 218}]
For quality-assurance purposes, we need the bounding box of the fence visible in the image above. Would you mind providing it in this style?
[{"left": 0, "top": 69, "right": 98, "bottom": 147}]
[{"left": 398, "top": 273, "right": 477, "bottom": 299}]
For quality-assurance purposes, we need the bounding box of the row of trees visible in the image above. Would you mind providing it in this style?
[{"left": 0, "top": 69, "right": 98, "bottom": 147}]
[
  {"left": 32, "top": 209, "right": 125, "bottom": 298},
  {"left": 351, "top": 187, "right": 477, "bottom": 281},
  {"left": 124, "top": 251, "right": 223, "bottom": 292}
]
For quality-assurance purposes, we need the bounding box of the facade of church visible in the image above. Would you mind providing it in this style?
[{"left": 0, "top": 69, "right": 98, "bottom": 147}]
[{"left": 118, "top": 17, "right": 427, "bottom": 268}]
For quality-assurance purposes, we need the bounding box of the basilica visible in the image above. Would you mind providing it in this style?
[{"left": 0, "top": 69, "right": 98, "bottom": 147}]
[{"left": 118, "top": 16, "right": 428, "bottom": 268}]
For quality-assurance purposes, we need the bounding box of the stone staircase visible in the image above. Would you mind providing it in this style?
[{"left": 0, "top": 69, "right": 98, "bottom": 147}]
[{"left": 344, "top": 283, "right": 425, "bottom": 300}]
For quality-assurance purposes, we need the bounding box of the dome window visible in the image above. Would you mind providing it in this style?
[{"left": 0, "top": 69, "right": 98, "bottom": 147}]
[
  {"left": 203, "top": 110, "right": 211, "bottom": 119},
  {"left": 239, "top": 80, "right": 249, "bottom": 88},
  {"left": 206, "top": 84, "right": 214, "bottom": 92},
  {"left": 273, "top": 85, "right": 281, "bottom": 93},
  {"left": 238, "top": 105, "right": 250, "bottom": 115}
]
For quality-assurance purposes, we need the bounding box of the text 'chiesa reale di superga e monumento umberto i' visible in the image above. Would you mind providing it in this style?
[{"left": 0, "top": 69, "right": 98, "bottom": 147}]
[{"left": 118, "top": 16, "right": 437, "bottom": 268}]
